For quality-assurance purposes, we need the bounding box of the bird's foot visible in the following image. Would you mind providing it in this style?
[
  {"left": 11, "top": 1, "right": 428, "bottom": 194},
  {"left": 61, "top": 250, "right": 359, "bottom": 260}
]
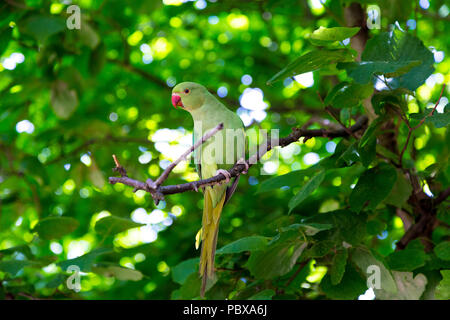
[
  {"left": 215, "top": 169, "right": 231, "bottom": 184},
  {"left": 236, "top": 158, "right": 249, "bottom": 174}
]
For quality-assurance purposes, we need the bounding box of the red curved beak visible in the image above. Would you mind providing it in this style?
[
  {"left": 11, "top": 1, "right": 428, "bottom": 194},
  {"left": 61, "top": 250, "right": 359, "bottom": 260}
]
[{"left": 171, "top": 94, "right": 183, "bottom": 108}]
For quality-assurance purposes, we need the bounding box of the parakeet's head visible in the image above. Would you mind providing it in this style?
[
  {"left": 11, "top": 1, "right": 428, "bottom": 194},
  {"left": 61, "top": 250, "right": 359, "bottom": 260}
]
[{"left": 171, "top": 82, "right": 208, "bottom": 111}]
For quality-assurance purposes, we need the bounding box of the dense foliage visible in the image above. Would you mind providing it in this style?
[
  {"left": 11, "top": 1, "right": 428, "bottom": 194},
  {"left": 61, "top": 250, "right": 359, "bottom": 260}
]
[{"left": 0, "top": 0, "right": 449, "bottom": 300}]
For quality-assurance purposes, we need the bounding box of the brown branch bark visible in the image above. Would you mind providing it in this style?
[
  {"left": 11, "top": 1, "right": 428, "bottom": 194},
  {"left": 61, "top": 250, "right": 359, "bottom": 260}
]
[
  {"left": 396, "top": 210, "right": 436, "bottom": 251},
  {"left": 434, "top": 187, "right": 450, "bottom": 206}
]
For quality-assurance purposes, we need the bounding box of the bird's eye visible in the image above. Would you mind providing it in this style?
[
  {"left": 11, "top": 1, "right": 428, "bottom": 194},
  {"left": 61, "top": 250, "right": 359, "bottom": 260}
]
[{"left": 184, "top": 89, "right": 190, "bottom": 94}]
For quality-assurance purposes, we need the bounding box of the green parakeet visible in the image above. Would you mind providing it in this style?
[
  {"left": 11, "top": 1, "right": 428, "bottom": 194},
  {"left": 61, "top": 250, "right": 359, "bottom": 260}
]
[{"left": 171, "top": 82, "right": 246, "bottom": 297}]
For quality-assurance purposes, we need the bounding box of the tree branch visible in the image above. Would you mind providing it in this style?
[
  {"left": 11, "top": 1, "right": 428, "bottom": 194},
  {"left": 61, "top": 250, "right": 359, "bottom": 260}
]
[
  {"left": 434, "top": 186, "right": 450, "bottom": 206},
  {"left": 108, "top": 116, "right": 368, "bottom": 201}
]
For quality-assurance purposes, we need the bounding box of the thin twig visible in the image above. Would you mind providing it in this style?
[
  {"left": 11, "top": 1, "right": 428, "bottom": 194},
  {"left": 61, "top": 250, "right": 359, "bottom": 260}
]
[
  {"left": 112, "top": 154, "right": 127, "bottom": 177},
  {"left": 399, "top": 85, "right": 446, "bottom": 166},
  {"left": 398, "top": 129, "right": 413, "bottom": 167},
  {"left": 412, "top": 84, "right": 446, "bottom": 130},
  {"left": 112, "top": 154, "right": 120, "bottom": 168},
  {"left": 317, "top": 91, "right": 357, "bottom": 138}
]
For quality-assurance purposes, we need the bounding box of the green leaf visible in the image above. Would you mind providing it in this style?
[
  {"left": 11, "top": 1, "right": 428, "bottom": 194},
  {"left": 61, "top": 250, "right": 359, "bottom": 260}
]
[
  {"left": 21, "top": 15, "right": 65, "bottom": 42},
  {"left": 321, "top": 263, "right": 367, "bottom": 300},
  {"left": 337, "top": 60, "right": 421, "bottom": 84},
  {"left": 418, "top": 163, "right": 441, "bottom": 179},
  {"left": 371, "top": 89, "right": 410, "bottom": 115},
  {"left": 92, "top": 264, "right": 143, "bottom": 281},
  {"left": 32, "top": 216, "right": 79, "bottom": 240},
  {"left": 366, "top": 220, "right": 386, "bottom": 236},
  {"left": 349, "top": 163, "right": 397, "bottom": 212},
  {"left": 409, "top": 105, "right": 450, "bottom": 129},
  {"left": 358, "top": 117, "right": 383, "bottom": 149},
  {"left": 375, "top": 271, "right": 427, "bottom": 300},
  {"left": 288, "top": 170, "right": 325, "bottom": 213},
  {"left": 342, "top": 29, "right": 434, "bottom": 90},
  {"left": 427, "top": 104, "right": 450, "bottom": 128},
  {"left": 286, "top": 260, "right": 313, "bottom": 289},
  {"left": 340, "top": 108, "right": 351, "bottom": 125},
  {"left": 304, "top": 209, "right": 367, "bottom": 245},
  {"left": 50, "top": 80, "right": 79, "bottom": 119},
  {"left": 434, "top": 242, "right": 450, "bottom": 261},
  {"left": 281, "top": 222, "right": 333, "bottom": 236},
  {"left": 325, "top": 82, "right": 373, "bottom": 109},
  {"left": 46, "top": 274, "right": 67, "bottom": 289},
  {"left": 0, "top": 245, "right": 34, "bottom": 259},
  {"left": 20, "top": 156, "right": 49, "bottom": 185},
  {"left": 324, "top": 82, "right": 346, "bottom": 105},
  {"left": 358, "top": 116, "right": 384, "bottom": 167},
  {"left": 216, "top": 236, "right": 270, "bottom": 254},
  {"left": 94, "top": 216, "right": 145, "bottom": 236},
  {"left": 304, "top": 240, "right": 335, "bottom": 258},
  {"left": 437, "top": 207, "right": 450, "bottom": 225},
  {"left": 256, "top": 167, "right": 319, "bottom": 194},
  {"left": 267, "top": 49, "right": 354, "bottom": 85},
  {"left": 307, "top": 26, "right": 360, "bottom": 45},
  {"left": 89, "top": 42, "right": 106, "bottom": 75},
  {"left": 0, "top": 26, "right": 12, "bottom": 56},
  {"left": 422, "top": 253, "right": 450, "bottom": 271},
  {"left": 384, "top": 169, "right": 413, "bottom": 207},
  {"left": 0, "top": 260, "right": 35, "bottom": 276},
  {"left": 385, "top": 249, "right": 428, "bottom": 271},
  {"left": 58, "top": 248, "right": 112, "bottom": 272},
  {"left": 171, "top": 258, "right": 199, "bottom": 285},
  {"left": 318, "top": 139, "right": 355, "bottom": 169},
  {"left": 248, "top": 289, "right": 275, "bottom": 300},
  {"left": 79, "top": 22, "right": 100, "bottom": 49},
  {"left": 358, "top": 136, "right": 376, "bottom": 167},
  {"left": 178, "top": 272, "right": 216, "bottom": 299},
  {"left": 435, "top": 270, "right": 450, "bottom": 300},
  {"left": 335, "top": 141, "right": 359, "bottom": 167},
  {"left": 330, "top": 248, "right": 348, "bottom": 285},
  {"left": 376, "top": 144, "right": 399, "bottom": 162},
  {"left": 246, "top": 231, "right": 307, "bottom": 279},
  {"left": 351, "top": 247, "right": 397, "bottom": 294},
  {"left": 178, "top": 272, "right": 202, "bottom": 299}
]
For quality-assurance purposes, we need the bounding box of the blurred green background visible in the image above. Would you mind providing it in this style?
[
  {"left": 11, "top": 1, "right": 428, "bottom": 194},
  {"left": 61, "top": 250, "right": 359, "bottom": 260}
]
[{"left": 0, "top": 0, "right": 449, "bottom": 300}]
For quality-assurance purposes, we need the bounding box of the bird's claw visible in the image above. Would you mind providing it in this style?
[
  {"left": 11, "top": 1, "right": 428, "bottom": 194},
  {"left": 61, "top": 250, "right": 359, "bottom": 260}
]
[
  {"left": 215, "top": 169, "right": 231, "bottom": 184},
  {"left": 236, "top": 158, "right": 249, "bottom": 174}
]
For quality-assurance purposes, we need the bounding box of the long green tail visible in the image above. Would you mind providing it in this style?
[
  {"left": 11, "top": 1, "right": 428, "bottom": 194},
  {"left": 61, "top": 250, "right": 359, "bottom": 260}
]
[{"left": 199, "top": 187, "right": 225, "bottom": 297}]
